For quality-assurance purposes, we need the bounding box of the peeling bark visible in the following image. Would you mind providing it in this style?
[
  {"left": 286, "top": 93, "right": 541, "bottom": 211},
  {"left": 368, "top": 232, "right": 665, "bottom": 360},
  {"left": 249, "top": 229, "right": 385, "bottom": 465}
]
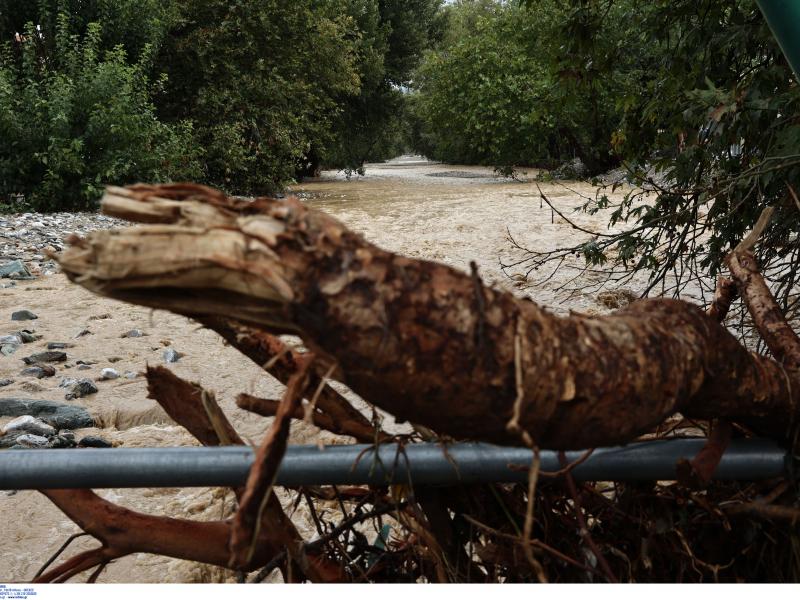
[{"left": 56, "top": 184, "right": 800, "bottom": 449}]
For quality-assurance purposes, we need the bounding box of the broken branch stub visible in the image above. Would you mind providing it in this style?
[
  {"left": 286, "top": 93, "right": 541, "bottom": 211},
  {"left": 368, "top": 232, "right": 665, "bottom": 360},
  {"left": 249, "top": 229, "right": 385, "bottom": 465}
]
[{"left": 57, "top": 184, "right": 799, "bottom": 448}]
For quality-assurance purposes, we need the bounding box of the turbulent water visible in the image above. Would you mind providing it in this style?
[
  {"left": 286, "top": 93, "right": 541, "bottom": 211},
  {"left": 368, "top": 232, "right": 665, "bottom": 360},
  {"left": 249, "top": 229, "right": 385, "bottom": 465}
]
[{"left": 1, "top": 156, "right": 673, "bottom": 582}]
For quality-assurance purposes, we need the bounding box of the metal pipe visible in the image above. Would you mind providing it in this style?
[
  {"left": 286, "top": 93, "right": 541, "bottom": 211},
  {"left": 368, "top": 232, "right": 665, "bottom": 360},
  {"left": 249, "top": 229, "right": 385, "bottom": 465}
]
[{"left": 0, "top": 439, "right": 788, "bottom": 490}]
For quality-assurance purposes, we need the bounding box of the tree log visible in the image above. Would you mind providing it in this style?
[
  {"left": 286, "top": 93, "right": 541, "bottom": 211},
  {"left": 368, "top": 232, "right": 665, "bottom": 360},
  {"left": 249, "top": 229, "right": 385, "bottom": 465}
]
[{"left": 56, "top": 184, "right": 799, "bottom": 449}]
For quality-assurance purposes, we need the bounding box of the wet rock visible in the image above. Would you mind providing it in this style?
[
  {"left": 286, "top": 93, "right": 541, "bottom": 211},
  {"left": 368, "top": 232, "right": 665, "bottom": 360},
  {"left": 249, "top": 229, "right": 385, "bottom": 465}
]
[
  {"left": 0, "top": 260, "right": 30, "bottom": 278},
  {"left": 0, "top": 344, "right": 18, "bottom": 356},
  {"left": 122, "top": 329, "right": 144, "bottom": 338},
  {"left": 0, "top": 379, "right": 13, "bottom": 387},
  {"left": 16, "top": 433, "right": 50, "bottom": 448},
  {"left": 163, "top": 348, "right": 184, "bottom": 363},
  {"left": 47, "top": 342, "right": 75, "bottom": 350},
  {"left": 22, "top": 351, "right": 67, "bottom": 364},
  {"left": 0, "top": 334, "right": 22, "bottom": 345},
  {"left": 49, "top": 434, "right": 77, "bottom": 449},
  {"left": 78, "top": 435, "right": 112, "bottom": 448},
  {"left": 0, "top": 398, "right": 94, "bottom": 429},
  {"left": 124, "top": 371, "right": 138, "bottom": 379},
  {"left": 11, "top": 310, "right": 38, "bottom": 321},
  {"left": 59, "top": 377, "right": 78, "bottom": 388},
  {"left": 76, "top": 359, "right": 97, "bottom": 365},
  {"left": 77, "top": 364, "right": 92, "bottom": 371},
  {"left": 552, "top": 157, "right": 587, "bottom": 180},
  {"left": 0, "top": 415, "right": 56, "bottom": 437},
  {"left": 21, "top": 364, "right": 56, "bottom": 378},
  {"left": 65, "top": 378, "right": 98, "bottom": 400},
  {"left": 100, "top": 368, "right": 120, "bottom": 380},
  {"left": 16, "top": 330, "right": 40, "bottom": 343},
  {"left": 0, "top": 431, "right": 25, "bottom": 448}
]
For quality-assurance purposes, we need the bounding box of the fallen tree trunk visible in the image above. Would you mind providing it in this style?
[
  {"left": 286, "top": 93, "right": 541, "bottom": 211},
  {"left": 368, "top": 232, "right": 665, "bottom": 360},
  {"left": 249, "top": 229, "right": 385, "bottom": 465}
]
[{"left": 56, "top": 184, "right": 799, "bottom": 449}]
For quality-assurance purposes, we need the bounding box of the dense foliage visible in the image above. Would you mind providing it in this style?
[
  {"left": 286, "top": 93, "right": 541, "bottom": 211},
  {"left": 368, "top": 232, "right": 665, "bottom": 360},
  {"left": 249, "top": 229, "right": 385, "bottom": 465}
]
[
  {"left": 0, "top": 1, "right": 197, "bottom": 210},
  {"left": 0, "top": 0, "right": 440, "bottom": 209}
]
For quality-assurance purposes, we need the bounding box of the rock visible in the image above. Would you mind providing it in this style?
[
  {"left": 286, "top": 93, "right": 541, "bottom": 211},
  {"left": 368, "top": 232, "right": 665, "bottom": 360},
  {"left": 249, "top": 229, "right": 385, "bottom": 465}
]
[
  {"left": 124, "top": 371, "right": 138, "bottom": 379},
  {"left": 77, "top": 364, "right": 92, "bottom": 371},
  {"left": 0, "top": 415, "right": 56, "bottom": 437},
  {"left": 22, "top": 351, "right": 67, "bottom": 364},
  {"left": 74, "top": 328, "right": 92, "bottom": 338},
  {"left": 49, "top": 434, "right": 77, "bottom": 449},
  {"left": 59, "top": 430, "right": 75, "bottom": 442},
  {"left": 11, "top": 310, "right": 38, "bottom": 321},
  {"left": 76, "top": 359, "right": 97, "bottom": 365},
  {"left": 59, "top": 377, "right": 78, "bottom": 388},
  {"left": 16, "top": 330, "right": 41, "bottom": 343},
  {"left": 78, "top": 435, "right": 112, "bottom": 448},
  {"left": 163, "top": 348, "right": 184, "bottom": 363},
  {"left": 47, "top": 342, "right": 74, "bottom": 350},
  {"left": 0, "top": 431, "right": 25, "bottom": 448},
  {"left": 0, "top": 334, "right": 22, "bottom": 345},
  {"left": 0, "top": 260, "right": 30, "bottom": 278},
  {"left": 0, "top": 344, "right": 18, "bottom": 356},
  {"left": 122, "top": 329, "right": 144, "bottom": 338},
  {"left": 21, "top": 364, "right": 56, "bottom": 378},
  {"left": 100, "top": 368, "right": 120, "bottom": 380},
  {"left": 65, "top": 378, "right": 98, "bottom": 400},
  {"left": 552, "top": 157, "right": 588, "bottom": 180},
  {"left": 107, "top": 356, "right": 122, "bottom": 363},
  {"left": 16, "top": 433, "right": 50, "bottom": 448},
  {"left": 89, "top": 313, "right": 112, "bottom": 321},
  {"left": 0, "top": 398, "right": 94, "bottom": 429},
  {"left": 0, "top": 379, "right": 13, "bottom": 387}
]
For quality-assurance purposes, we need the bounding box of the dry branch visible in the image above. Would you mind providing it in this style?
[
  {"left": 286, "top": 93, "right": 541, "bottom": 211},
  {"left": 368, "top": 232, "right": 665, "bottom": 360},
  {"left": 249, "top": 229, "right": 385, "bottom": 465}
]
[{"left": 55, "top": 183, "right": 800, "bottom": 449}]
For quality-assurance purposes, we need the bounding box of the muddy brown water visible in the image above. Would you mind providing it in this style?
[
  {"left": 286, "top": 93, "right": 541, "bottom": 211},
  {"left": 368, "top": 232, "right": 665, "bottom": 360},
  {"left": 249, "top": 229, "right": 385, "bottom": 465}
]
[{"left": 1, "top": 157, "right": 669, "bottom": 582}]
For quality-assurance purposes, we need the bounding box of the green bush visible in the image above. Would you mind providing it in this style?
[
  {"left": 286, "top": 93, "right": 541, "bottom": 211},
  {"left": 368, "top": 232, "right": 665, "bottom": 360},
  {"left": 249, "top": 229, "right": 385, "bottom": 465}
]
[{"left": 0, "top": 14, "right": 200, "bottom": 212}]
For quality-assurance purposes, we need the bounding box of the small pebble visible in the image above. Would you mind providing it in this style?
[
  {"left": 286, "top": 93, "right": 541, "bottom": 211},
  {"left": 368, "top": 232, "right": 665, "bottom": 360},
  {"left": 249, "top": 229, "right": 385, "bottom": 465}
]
[
  {"left": 78, "top": 436, "right": 112, "bottom": 448},
  {"left": 163, "top": 348, "right": 184, "bottom": 363},
  {"left": 16, "top": 330, "right": 40, "bottom": 343},
  {"left": 65, "top": 378, "right": 98, "bottom": 400},
  {"left": 108, "top": 356, "right": 122, "bottom": 363},
  {"left": 11, "top": 309, "right": 38, "bottom": 321},
  {"left": 122, "top": 329, "right": 144, "bottom": 338},
  {"left": 100, "top": 367, "right": 120, "bottom": 380},
  {"left": 21, "top": 365, "right": 56, "bottom": 378},
  {"left": 0, "top": 378, "right": 14, "bottom": 387},
  {"left": 22, "top": 350, "right": 67, "bottom": 364},
  {"left": 124, "top": 371, "right": 138, "bottom": 379},
  {"left": 47, "top": 342, "right": 74, "bottom": 350},
  {"left": 77, "top": 364, "right": 92, "bottom": 371},
  {"left": 15, "top": 433, "right": 50, "bottom": 448}
]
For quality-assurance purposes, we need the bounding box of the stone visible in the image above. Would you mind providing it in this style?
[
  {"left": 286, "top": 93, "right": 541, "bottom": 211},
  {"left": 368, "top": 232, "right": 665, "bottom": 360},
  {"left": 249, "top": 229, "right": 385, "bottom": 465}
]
[
  {"left": 22, "top": 351, "right": 67, "bottom": 364},
  {"left": 0, "top": 344, "right": 18, "bottom": 356},
  {"left": 124, "top": 371, "right": 138, "bottom": 379},
  {"left": 49, "top": 434, "right": 77, "bottom": 449},
  {"left": 0, "top": 415, "right": 56, "bottom": 437},
  {"left": 0, "top": 334, "right": 22, "bottom": 345},
  {"left": 21, "top": 365, "right": 56, "bottom": 378},
  {"left": 74, "top": 328, "right": 92, "bottom": 338},
  {"left": 77, "top": 364, "right": 91, "bottom": 371},
  {"left": 47, "top": 342, "right": 74, "bottom": 350},
  {"left": 107, "top": 356, "right": 122, "bottom": 363},
  {"left": 15, "top": 433, "right": 50, "bottom": 448},
  {"left": 100, "top": 368, "right": 120, "bottom": 380},
  {"left": 0, "top": 260, "right": 29, "bottom": 279},
  {"left": 16, "top": 330, "right": 41, "bottom": 343},
  {"left": 76, "top": 359, "right": 97, "bottom": 365},
  {"left": 0, "top": 431, "right": 25, "bottom": 448},
  {"left": 59, "top": 377, "right": 78, "bottom": 388},
  {"left": 11, "top": 310, "right": 37, "bottom": 321},
  {"left": 65, "top": 378, "right": 98, "bottom": 400},
  {"left": 0, "top": 379, "right": 13, "bottom": 387},
  {"left": 122, "top": 329, "right": 144, "bottom": 338},
  {"left": 0, "top": 398, "right": 94, "bottom": 429},
  {"left": 78, "top": 436, "right": 112, "bottom": 448},
  {"left": 163, "top": 348, "right": 184, "bottom": 363}
]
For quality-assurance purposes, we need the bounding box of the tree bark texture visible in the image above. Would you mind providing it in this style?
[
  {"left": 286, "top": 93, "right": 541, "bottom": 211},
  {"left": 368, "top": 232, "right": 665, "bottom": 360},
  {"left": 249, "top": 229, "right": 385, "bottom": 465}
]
[{"left": 56, "top": 184, "right": 799, "bottom": 449}]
